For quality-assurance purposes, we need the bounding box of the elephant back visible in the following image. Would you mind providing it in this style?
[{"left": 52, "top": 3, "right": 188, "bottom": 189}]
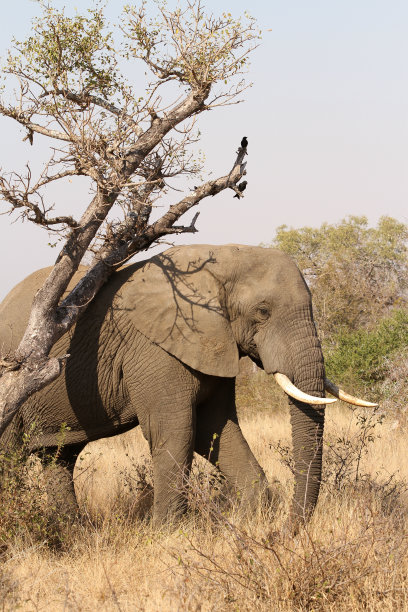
[{"left": 0, "top": 266, "right": 87, "bottom": 357}]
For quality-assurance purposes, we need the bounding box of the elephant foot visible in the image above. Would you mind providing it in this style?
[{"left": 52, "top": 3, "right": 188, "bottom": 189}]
[
  {"left": 232, "top": 474, "right": 271, "bottom": 508},
  {"left": 265, "top": 478, "right": 286, "bottom": 514},
  {"left": 43, "top": 462, "right": 80, "bottom": 523},
  {"left": 130, "top": 483, "right": 154, "bottom": 521},
  {"left": 149, "top": 482, "right": 195, "bottom": 530}
]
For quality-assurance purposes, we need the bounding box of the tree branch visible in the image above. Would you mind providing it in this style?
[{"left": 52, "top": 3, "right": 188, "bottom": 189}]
[
  {"left": 0, "top": 103, "right": 71, "bottom": 142},
  {"left": 41, "top": 88, "right": 143, "bottom": 135},
  {"left": 0, "top": 169, "right": 80, "bottom": 228},
  {"left": 53, "top": 141, "right": 246, "bottom": 332},
  {"left": 165, "top": 211, "right": 200, "bottom": 234}
]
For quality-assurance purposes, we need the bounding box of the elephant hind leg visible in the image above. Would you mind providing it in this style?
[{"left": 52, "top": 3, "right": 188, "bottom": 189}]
[
  {"left": 39, "top": 443, "right": 85, "bottom": 522},
  {"left": 195, "top": 379, "right": 269, "bottom": 511},
  {"left": 43, "top": 462, "right": 78, "bottom": 519}
]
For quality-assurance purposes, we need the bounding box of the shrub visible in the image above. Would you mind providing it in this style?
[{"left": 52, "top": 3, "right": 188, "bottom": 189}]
[
  {"left": 0, "top": 444, "right": 47, "bottom": 548},
  {"left": 324, "top": 309, "right": 408, "bottom": 389},
  {"left": 0, "top": 437, "right": 75, "bottom": 551},
  {"left": 272, "top": 216, "right": 408, "bottom": 338},
  {"left": 379, "top": 347, "right": 408, "bottom": 424}
]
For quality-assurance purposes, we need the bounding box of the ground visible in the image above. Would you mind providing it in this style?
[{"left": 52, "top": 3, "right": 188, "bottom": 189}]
[{"left": 1, "top": 372, "right": 408, "bottom": 611}]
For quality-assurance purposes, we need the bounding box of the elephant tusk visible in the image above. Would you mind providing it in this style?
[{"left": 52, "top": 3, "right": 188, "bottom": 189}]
[
  {"left": 324, "top": 378, "right": 378, "bottom": 407},
  {"left": 274, "top": 373, "right": 336, "bottom": 405}
]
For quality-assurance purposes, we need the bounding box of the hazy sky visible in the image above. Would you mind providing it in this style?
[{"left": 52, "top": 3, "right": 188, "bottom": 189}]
[{"left": 0, "top": 0, "right": 407, "bottom": 299}]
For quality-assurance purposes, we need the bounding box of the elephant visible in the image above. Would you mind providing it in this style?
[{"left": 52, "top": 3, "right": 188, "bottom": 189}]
[{"left": 0, "top": 244, "right": 375, "bottom": 526}]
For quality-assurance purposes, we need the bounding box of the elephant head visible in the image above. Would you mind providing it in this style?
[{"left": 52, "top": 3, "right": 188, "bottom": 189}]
[{"left": 120, "top": 244, "right": 375, "bottom": 523}]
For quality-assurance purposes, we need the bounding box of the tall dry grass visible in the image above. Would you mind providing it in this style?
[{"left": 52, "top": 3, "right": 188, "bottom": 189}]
[{"left": 1, "top": 372, "right": 408, "bottom": 610}]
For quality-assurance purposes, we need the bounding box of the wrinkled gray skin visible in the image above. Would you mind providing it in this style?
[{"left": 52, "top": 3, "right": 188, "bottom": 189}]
[{"left": 0, "top": 245, "right": 326, "bottom": 526}]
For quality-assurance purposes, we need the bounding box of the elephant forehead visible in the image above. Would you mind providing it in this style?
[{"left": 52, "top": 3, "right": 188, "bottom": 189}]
[{"left": 231, "top": 270, "right": 310, "bottom": 305}]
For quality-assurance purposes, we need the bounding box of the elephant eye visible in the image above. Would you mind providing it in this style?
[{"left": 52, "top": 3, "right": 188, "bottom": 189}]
[{"left": 256, "top": 305, "right": 270, "bottom": 320}]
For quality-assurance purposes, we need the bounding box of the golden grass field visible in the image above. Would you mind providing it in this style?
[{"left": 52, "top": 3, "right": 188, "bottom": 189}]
[{"left": 1, "top": 372, "right": 408, "bottom": 611}]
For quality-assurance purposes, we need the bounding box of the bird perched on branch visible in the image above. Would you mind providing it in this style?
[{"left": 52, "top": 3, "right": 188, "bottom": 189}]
[
  {"left": 240, "top": 136, "right": 248, "bottom": 149},
  {"left": 23, "top": 128, "right": 34, "bottom": 146},
  {"left": 233, "top": 180, "right": 247, "bottom": 198}
]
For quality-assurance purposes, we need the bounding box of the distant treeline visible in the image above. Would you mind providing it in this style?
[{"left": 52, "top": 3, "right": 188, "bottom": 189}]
[{"left": 272, "top": 216, "right": 408, "bottom": 393}]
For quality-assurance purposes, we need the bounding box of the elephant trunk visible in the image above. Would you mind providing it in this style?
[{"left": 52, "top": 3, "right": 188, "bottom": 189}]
[
  {"left": 289, "top": 398, "right": 325, "bottom": 524},
  {"left": 257, "top": 305, "right": 327, "bottom": 525},
  {"left": 288, "top": 322, "right": 326, "bottom": 525}
]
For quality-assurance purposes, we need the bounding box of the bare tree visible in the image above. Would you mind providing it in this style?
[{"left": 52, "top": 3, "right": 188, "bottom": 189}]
[{"left": 0, "top": 1, "right": 259, "bottom": 432}]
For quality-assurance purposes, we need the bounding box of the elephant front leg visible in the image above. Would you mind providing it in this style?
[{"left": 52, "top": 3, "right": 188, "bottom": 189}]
[
  {"left": 142, "top": 415, "right": 195, "bottom": 527},
  {"left": 151, "top": 446, "right": 192, "bottom": 526}
]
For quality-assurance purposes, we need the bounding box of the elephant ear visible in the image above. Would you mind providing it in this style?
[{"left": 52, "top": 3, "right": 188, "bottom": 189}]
[{"left": 121, "top": 246, "right": 239, "bottom": 378}]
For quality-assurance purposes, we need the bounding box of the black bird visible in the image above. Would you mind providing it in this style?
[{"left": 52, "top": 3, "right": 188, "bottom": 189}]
[
  {"left": 241, "top": 136, "right": 248, "bottom": 149},
  {"left": 23, "top": 128, "right": 34, "bottom": 146},
  {"left": 233, "top": 180, "right": 247, "bottom": 198}
]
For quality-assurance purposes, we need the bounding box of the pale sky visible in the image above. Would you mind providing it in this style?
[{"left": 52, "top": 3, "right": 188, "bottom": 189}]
[{"left": 1, "top": 0, "right": 407, "bottom": 299}]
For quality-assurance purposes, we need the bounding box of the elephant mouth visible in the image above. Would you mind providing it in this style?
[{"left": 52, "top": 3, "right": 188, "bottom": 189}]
[{"left": 273, "top": 373, "right": 378, "bottom": 408}]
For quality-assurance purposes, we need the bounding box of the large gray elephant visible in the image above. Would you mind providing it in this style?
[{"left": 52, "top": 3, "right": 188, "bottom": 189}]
[{"left": 0, "top": 245, "right": 374, "bottom": 525}]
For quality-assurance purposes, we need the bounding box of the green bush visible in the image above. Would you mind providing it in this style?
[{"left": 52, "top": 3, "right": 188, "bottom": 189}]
[
  {"left": 272, "top": 216, "right": 408, "bottom": 338},
  {"left": 325, "top": 309, "right": 408, "bottom": 388}
]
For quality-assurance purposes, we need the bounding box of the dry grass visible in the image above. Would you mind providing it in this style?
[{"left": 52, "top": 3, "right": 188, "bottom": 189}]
[{"left": 1, "top": 373, "right": 408, "bottom": 610}]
